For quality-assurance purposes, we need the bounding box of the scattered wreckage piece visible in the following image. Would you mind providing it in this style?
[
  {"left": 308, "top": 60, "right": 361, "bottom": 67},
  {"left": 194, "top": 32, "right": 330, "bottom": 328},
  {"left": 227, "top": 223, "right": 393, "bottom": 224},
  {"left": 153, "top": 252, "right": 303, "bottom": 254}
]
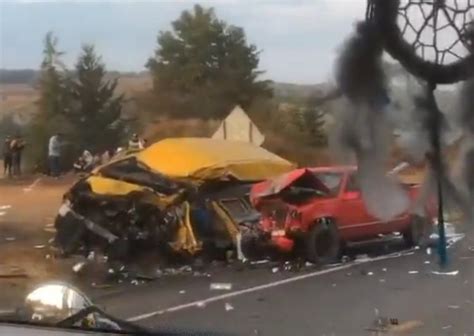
[
  {"left": 53, "top": 138, "right": 294, "bottom": 264},
  {"left": 0, "top": 265, "right": 29, "bottom": 279}
]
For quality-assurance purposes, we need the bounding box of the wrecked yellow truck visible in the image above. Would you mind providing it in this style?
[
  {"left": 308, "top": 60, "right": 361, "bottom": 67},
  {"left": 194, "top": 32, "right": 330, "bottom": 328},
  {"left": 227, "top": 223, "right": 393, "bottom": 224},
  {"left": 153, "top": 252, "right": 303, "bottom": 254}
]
[{"left": 53, "top": 137, "right": 294, "bottom": 262}]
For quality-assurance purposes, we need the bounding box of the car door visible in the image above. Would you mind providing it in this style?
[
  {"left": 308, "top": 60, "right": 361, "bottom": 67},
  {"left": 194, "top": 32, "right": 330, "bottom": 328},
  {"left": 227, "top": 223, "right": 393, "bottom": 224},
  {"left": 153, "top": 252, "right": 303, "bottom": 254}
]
[{"left": 336, "top": 172, "right": 382, "bottom": 240}]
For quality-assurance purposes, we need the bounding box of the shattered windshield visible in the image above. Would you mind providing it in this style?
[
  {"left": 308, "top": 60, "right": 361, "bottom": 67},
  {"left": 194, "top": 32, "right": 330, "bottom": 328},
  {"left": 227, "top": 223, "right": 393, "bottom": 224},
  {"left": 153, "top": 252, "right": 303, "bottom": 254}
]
[
  {"left": 312, "top": 172, "right": 343, "bottom": 196},
  {"left": 1, "top": 1, "right": 473, "bottom": 335}
]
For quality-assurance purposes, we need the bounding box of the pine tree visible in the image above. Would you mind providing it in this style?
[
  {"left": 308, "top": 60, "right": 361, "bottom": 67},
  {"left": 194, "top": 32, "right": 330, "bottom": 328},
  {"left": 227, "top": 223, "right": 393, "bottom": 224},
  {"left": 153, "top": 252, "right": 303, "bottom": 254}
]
[
  {"left": 146, "top": 4, "right": 272, "bottom": 119},
  {"left": 28, "top": 32, "right": 71, "bottom": 170},
  {"left": 293, "top": 95, "right": 328, "bottom": 146},
  {"left": 68, "top": 44, "right": 125, "bottom": 154}
]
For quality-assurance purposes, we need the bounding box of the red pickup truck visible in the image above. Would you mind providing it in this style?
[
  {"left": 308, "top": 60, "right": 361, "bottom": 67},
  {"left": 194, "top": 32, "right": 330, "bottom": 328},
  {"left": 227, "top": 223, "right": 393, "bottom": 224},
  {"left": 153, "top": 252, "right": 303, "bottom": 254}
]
[{"left": 250, "top": 166, "right": 432, "bottom": 263}]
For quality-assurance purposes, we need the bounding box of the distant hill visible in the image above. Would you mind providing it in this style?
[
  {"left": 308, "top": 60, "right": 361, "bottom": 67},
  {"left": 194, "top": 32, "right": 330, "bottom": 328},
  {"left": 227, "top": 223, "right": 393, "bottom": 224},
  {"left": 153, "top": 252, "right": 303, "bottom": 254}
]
[
  {"left": 272, "top": 82, "right": 330, "bottom": 99},
  {"left": 0, "top": 68, "right": 459, "bottom": 123},
  {"left": 0, "top": 68, "right": 328, "bottom": 98},
  {"left": 0, "top": 69, "right": 38, "bottom": 85}
]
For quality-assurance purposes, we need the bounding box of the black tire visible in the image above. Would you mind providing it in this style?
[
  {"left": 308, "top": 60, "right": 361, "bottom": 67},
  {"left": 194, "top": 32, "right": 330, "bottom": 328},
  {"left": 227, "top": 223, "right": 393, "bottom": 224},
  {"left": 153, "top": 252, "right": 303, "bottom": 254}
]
[
  {"left": 403, "top": 215, "right": 430, "bottom": 247},
  {"left": 305, "top": 218, "right": 341, "bottom": 264}
]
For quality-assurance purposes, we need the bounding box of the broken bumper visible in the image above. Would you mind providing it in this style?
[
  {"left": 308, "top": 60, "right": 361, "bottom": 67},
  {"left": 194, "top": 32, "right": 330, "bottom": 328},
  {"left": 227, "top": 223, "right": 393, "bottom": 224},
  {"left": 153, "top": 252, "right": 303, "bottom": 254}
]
[{"left": 257, "top": 230, "right": 296, "bottom": 253}]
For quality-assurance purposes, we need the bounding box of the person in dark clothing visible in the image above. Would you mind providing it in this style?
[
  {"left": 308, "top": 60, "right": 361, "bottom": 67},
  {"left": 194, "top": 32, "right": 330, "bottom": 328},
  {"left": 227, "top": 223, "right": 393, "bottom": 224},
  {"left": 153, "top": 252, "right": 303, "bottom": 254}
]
[
  {"left": 10, "top": 135, "right": 25, "bottom": 176},
  {"left": 2, "top": 136, "right": 12, "bottom": 177}
]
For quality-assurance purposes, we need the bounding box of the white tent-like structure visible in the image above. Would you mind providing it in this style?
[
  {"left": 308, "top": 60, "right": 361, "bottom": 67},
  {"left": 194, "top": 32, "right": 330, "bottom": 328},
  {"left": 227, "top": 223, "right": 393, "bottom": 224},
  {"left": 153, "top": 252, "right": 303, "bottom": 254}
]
[{"left": 212, "top": 105, "right": 265, "bottom": 146}]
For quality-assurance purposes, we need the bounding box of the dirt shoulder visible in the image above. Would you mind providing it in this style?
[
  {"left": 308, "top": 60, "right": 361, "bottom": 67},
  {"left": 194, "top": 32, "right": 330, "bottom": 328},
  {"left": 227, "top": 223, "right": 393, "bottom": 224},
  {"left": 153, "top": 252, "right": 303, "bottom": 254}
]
[{"left": 0, "top": 175, "right": 76, "bottom": 308}]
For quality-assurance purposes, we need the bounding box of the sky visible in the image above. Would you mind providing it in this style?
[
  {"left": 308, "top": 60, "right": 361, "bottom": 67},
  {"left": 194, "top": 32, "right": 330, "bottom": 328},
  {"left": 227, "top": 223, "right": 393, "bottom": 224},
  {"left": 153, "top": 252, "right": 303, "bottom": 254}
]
[{"left": 0, "top": 0, "right": 368, "bottom": 84}]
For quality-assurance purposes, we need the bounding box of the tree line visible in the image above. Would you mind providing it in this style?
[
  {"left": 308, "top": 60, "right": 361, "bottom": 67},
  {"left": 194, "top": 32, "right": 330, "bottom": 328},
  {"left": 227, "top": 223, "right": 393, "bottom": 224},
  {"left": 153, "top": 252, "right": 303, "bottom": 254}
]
[{"left": 6, "top": 4, "right": 327, "bottom": 170}]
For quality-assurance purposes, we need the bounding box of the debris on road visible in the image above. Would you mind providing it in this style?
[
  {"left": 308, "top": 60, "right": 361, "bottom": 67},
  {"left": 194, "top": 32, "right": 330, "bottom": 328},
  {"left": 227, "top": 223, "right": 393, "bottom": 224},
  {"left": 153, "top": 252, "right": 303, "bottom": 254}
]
[
  {"left": 442, "top": 325, "right": 452, "bottom": 330},
  {"left": 429, "top": 222, "right": 465, "bottom": 248},
  {"left": 426, "top": 248, "right": 432, "bottom": 255},
  {"left": 34, "top": 244, "right": 46, "bottom": 249},
  {"left": 134, "top": 274, "right": 156, "bottom": 281},
  {"left": 43, "top": 223, "right": 56, "bottom": 233},
  {"left": 424, "top": 261, "right": 431, "bottom": 264},
  {"left": 0, "top": 205, "right": 12, "bottom": 210},
  {"left": 448, "top": 305, "right": 460, "bottom": 309},
  {"left": 367, "top": 271, "right": 374, "bottom": 276},
  {"left": 179, "top": 290, "right": 186, "bottom": 294},
  {"left": 272, "top": 267, "right": 279, "bottom": 273},
  {"left": 250, "top": 260, "right": 270, "bottom": 265},
  {"left": 196, "top": 301, "right": 206, "bottom": 308},
  {"left": 72, "top": 261, "right": 87, "bottom": 273},
  {"left": 379, "top": 278, "right": 386, "bottom": 283},
  {"left": 0, "top": 212, "right": 6, "bottom": 217},
  {"left": 408, "top": 270, "right": 419, "bottom": 274},
  {"left": 91, "top": 283, "right": 113, "bottom": 289},
  {"left": 367, "top": 315, "right": 399, "bottom": 333},
  {"left": 0, "top": 265, "right": 28, "bottom": 278},
  {"left": 432, "top": 270, "right": 459, "bottom": 276},
  {"left": 192, "top": 271, "right": 212, "bottom": 278},
  {"left": 87, "top": 251, "right": 95, "bottom": 261},
  {"left": 4, "top": 237, "right": 16, "bottom": 241},
  {"left": 224, "top": 302, "right": 234, "bottom": 312},
  {"left": 355, "top": 254, "right": 371, "bottom": 262},
  {"left": 210, "top": 283, "right": 232, "bottom": 291},
  {"left": 160, "top": 266, "right": 194, "bottom": 276}
]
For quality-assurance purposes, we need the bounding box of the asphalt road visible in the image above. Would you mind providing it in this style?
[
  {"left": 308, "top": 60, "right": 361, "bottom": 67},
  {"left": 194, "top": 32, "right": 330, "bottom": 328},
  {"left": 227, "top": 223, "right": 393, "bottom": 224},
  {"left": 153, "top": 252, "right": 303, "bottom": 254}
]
[
  {"left": 1, "top": 177, "right": 473, "bottom": 335},
  {"left": 92, "top": 236, "right": 474, "bottom": 336}
]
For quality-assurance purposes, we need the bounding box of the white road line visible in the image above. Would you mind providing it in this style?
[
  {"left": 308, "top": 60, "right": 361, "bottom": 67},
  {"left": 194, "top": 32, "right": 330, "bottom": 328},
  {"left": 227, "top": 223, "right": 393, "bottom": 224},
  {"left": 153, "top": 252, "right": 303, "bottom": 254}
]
[
  {"left": 23, "top": 177, "right": 42, "bottom": 192},
  {"left": 127, "top": 250, "right": 414, "bottom": 322},
  {"left": 0, "top": 205, "right": 12, "bottom": 210}
]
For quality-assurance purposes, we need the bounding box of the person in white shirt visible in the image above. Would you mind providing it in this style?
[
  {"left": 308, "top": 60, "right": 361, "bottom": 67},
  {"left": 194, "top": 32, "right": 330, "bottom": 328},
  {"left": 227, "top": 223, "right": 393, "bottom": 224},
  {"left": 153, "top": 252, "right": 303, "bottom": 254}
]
[
  {"left": 128, "top": 133, "right": 144, "bottom": 150},
  {"left": 48, "top": 133, "right": 62, "bottom": 177}
]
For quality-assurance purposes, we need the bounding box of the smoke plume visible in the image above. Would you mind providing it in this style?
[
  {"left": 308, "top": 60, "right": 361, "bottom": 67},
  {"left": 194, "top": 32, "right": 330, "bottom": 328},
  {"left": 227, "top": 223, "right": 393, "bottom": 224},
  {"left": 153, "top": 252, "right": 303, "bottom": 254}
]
[{"left": 334, "top": 21, "right": 410, "bottom": 221}]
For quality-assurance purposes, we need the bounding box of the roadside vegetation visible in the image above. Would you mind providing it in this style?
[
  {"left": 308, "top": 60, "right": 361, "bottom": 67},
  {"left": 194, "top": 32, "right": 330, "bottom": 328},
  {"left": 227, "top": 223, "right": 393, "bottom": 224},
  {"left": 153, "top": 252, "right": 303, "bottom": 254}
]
[
  {"left": 0, "top": 4, "right": 331, "bottom": 171},
  {"left": 0, "top": 4, "right": 456, "bottom": 171}
]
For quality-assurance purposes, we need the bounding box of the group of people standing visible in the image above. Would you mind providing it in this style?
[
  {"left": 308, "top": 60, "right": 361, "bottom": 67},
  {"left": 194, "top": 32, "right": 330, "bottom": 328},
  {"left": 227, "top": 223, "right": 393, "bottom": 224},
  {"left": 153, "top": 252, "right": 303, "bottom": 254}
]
[
  {"left": 71, "top": 134, "right": 147, "bottom": 174},
  {"left": 2, "top": 135, "right": 26, "bottom": 177},
  {"left": 73, "top": 149, "right": 113, "bottom": 174},
  {"left": 3, "top": 132, "right": 148, "bottom": 178}
]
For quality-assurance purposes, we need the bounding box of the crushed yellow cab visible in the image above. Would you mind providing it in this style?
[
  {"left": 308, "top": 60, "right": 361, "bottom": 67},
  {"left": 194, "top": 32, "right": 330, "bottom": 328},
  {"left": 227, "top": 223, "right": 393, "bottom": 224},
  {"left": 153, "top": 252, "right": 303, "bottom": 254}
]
[{"left": 54, "top": 138, "right": 295, "bottom": 262}]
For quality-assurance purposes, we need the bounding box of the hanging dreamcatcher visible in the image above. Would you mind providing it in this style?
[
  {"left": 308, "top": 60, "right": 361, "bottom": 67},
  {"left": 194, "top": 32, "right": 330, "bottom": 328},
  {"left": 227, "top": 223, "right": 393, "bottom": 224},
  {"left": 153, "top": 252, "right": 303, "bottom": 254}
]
[
  {"left": 376, "top": 0, "right": 473, "bottom": 265},
  {"left": 370, "top": 0, "right": 473, "bottom": 82},
  {"left": 336, "top": 0, "right": 473, "bottom": 266}
]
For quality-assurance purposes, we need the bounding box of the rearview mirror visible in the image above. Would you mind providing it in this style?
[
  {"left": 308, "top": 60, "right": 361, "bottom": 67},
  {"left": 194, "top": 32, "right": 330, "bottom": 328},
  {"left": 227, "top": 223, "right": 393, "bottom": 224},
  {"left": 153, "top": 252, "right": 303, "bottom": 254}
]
[
  {"left": 25, "top": 282, "right": 92, "bottom": 323},
  {"left": 342, "top": 191, "right": 360, "bottom": 200}
]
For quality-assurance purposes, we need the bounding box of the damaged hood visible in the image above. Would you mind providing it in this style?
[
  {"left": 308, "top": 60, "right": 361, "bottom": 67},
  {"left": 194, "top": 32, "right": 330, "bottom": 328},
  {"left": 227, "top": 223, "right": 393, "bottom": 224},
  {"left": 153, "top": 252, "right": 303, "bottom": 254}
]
[
  {"left": 250, "top": 168, "right": 330, "bottom": 204},
  {"left": 135, "top": 138, "right": 295, "bottom": 181}
]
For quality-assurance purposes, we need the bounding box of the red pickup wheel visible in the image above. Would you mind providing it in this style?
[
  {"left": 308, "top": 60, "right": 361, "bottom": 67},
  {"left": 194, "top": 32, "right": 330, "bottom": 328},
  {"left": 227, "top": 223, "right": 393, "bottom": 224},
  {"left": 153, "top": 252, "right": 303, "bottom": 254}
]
[{"left": 305, "top": 218, "right": 341, "bottom": 264}]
